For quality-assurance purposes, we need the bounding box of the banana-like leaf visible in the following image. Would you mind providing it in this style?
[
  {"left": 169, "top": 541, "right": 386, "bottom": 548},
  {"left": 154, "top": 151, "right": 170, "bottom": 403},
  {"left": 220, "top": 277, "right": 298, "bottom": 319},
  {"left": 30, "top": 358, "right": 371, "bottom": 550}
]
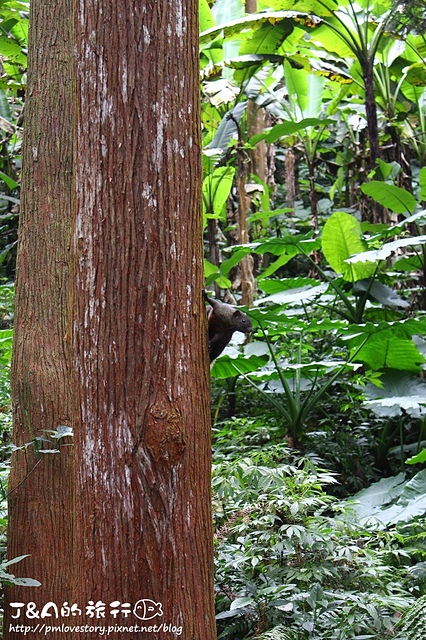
[
  {"left": 250, "top": 117, "right": 333, "bottom": 146},
  {"left": 284, "top": 60, "right": 325, "bottom": 118},
  {"left": 257, "top": 0, "right": 341, "bottom": 17},
  {"left": 240, "top": 19, "right": 295, "bottom": 56},
  {"left": 199, "top": 0, "right": 216, "bottom": 31},
  {"left": 200, "top": 12, "right": 321, "bottom": 47},
  {"left": 206, "top": 101, "right": 247, "bottom": 151},
  {"left": 202, "top": 165, "right": 236, "bottom": 219}
]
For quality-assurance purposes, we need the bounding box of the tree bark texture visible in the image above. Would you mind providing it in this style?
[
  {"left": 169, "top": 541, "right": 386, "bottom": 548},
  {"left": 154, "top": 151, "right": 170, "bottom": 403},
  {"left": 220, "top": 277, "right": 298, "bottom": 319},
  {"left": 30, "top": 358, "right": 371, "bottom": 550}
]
[
  {"left": 362, "top": 58, "right": 387, "bottom": 224},
  {"left": 6, "top": 1, "right": 215, "bottom": 639}
]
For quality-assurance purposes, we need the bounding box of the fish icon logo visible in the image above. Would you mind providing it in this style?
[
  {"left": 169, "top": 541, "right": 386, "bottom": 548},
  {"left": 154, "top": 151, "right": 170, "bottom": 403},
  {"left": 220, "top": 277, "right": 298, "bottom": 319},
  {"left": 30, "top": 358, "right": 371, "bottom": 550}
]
[{"left": 133, "top": 599, "right": 163, "bottom": 620}]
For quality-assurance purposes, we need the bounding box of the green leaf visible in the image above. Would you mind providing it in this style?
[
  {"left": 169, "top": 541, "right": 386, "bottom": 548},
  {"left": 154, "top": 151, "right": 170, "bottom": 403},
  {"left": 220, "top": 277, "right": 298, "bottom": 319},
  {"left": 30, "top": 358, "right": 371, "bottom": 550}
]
[
  {"left": 349, "top": 470, "right": 426, "bottom": 526},
  {"left": 310, "top": 21, "right": 355, "bottom": 58},
  {"left": 377, "top": 470, "right": 426, "bottom": 525},
  {"left": 364, "top": 371, "right": 426, "bottom": 417},
  {"left": 360, "top": 181, "right": 417, "bottom": 214},
  {"left": 262, "top": 0, "right": 341, "bottom": 16},
  {"left": 204, "top": 259, "right": 219, "bottom": 279},
  {"left": 211, "top": 353, "right": 268, "bottom": 379},
  {"left": 346, "top": 235, "right": 426, "bottom": 264},
  {"left": 199, "top": 0, "right": 216, "bottom": 32},
  {"left": 0, "top": 170, "right": 18, "bottom": 191},
  {"left": 375, "top": 158, "right": 401, "bottom": 181},
  {"left": 0, "top": 34, "right": 26, "bottom": 65},
  {"left": 321, "top": 212, "right": 376, "bottom": 281},
  {"left": 346, "top": 330, "right": 424, "bottom": 372},
  {"left": 257, "top": 283, "right": 328, "bottom": 306},
  {"left": 254, "top": 117, "right": 333, "bottom": 145},
  {"left": 353, "top": 279, "right": 409, "bottom": 309},
  {"left": 205, "top": 102, "right": 246, "bottom": 151},
  {"left": 350, "top": 473, "right": 406, "bottom": 515},
  {"left": 258, "top": 276, "right": 319, "bottom": 294},
  {"left": 284, "top": 60, "right": 325, "bottom": 118},
  {"left": 420, "top": 167, "right": 426, "bottom": 201},
  {"left": 0, "top": 88, "right": 12, "bottom": 120},
  {"left": 220, "top": 248, "right": 252, "bottom": 275},
  {"left": 200, "top": 12, "right": 314, "bottom": 46},
  {"left": 406, "top": 449, "right": 426, "bottom": 465},
  {"left": 202, "top": 166, "right": 236, "bottom": 219},
  {"left": 239, "top": 19, "right": 294, "bottom": 56},
  {"left": 10, "top": 16, "right": 28, "bottom": 47}
]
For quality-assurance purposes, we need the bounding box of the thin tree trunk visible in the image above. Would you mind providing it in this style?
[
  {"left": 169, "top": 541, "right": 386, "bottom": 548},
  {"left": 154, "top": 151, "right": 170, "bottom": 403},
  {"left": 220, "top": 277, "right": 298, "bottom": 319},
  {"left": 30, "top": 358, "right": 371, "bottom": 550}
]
[
  {"left": 5, "top": 2, "right": 215, "bottom": 639},
  {"left": 363, "top": 58, "right": 387, "bottom": 224},
  {"left": 237, "top": 156, "right": 255, "bottom": 307},
  {"left": 363, "top": 60, "right": 380, "bottom": 169},
  {"left": 308, "top": 160, "right": 318, "bottom": 230}
]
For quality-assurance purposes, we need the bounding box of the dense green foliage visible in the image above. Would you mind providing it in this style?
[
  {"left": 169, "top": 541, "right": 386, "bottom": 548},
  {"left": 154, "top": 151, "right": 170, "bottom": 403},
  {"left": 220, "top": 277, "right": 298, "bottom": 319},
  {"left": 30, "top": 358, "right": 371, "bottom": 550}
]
[
  {"left": 213, "top": 433, "right": 422, "bottom": 639},
  {"left": 201, "top": 0, "right": 426, "bottom": 637}
]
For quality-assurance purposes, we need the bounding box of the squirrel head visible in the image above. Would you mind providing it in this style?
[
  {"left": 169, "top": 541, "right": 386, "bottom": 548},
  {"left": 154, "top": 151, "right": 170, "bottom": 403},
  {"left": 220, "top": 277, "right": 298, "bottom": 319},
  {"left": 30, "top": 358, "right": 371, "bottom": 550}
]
[{"left": 231, "top": 309, "right": 252, "bottom": 335}]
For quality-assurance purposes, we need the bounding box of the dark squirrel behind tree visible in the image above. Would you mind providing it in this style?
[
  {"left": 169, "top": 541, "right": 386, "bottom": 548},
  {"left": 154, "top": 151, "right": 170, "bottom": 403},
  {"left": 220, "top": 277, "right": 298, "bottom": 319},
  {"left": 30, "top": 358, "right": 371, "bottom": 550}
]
[{"left": 203, "top": 291, "right": 253, "bottom": 362}]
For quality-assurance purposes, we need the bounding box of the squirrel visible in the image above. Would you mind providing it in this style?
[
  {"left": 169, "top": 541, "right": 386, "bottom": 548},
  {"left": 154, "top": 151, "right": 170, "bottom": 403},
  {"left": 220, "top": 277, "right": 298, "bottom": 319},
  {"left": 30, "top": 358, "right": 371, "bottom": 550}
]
[{"left": 203, "top": 291, "right": 253, "bottom": 362}]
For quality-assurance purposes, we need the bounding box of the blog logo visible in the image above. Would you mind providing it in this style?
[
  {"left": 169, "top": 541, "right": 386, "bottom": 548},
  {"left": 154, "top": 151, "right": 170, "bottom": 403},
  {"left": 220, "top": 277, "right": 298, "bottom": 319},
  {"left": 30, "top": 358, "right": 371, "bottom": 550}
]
[{"left": 133, "top": 599, "right": 163, "bottom": 621}]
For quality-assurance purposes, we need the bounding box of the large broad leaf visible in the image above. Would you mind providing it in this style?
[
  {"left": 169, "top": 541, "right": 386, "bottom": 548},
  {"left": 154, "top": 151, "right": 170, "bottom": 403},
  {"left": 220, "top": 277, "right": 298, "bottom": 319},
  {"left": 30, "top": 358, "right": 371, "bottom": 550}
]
[
  {"left": 250, "top": 117, "right": 333, "bottom": 145},
  {"left": 211, "top": 0, "right": 244, "bottom": 26},
  {"left": 260, "top": 0, "right": 341, "bottom": 17},
  {"left": 211, "top": 352, "right": 268, "bottom": 379},
  {"left": 252, "top": 233, "right": 321, "bottom": 257},
  {"left": 321, "top": 212, "right": 376, "bottom": 281},
  {"left": 348, "top": 470, "right": 426, "bottom": 526},
  {"left": 343, "top": 325, "right": 425, "bottom": 372},
  {"left": 309, "top": 20, "right": 355, "bottom": 58},
  {"left": 353, "top": 279, "right": 409, "bottom": 308},
  {"left": 350, "top": 473, "right": 406, "bottom": 514},
  {"left": 199, "top": 0, "right": 216, "bottom": 31},
  {"left": 420, "top": 167, "right": 426, "bottom": 201},
  {"left": 0, "top": 34, "right": 26, "bottom": 65},
  {"left": 206, "top": 101, "right": 247, "bottom": 151},
  {"left": 255, "top": 283, "right": 328, "bottom": 306},
  {"left": 220, "top": 248, "right": 252, "bottom": 275},
  {"left": 347, "top": 235, "right": 426, "bottom": 263},
  {"left": 259, "top": 276, "right": 319, "bottom": 294},
  {"left": 202, "top": 166, "right": 236, "bottom": 219},
  {"left": 358, "top": 334, "right": 423, "bottom": 372},
  {"left": 360, "top": 181, "right": 417, "bottom": 214},
  {"left": 240, "top": 19, "right": 295, "bottom": 55},
  {"left": 370, "top": 470, "right": 426, "bottom": 526},
  {"left": 284, "top": 60, "right": 325, "bottom": 117},
  {"left": 364, "top": 370, "right": 426, "bottom": 418},
  {"left": 200, "top": 12, "right": 321, "bottom": 47}
]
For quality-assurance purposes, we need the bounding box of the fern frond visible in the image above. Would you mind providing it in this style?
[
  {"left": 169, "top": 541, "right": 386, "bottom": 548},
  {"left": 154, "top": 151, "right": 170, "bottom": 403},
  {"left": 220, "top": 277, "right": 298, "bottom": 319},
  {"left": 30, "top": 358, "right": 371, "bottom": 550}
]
[{"left": 397, "top": 594, "right": 426, "bottom": 640}]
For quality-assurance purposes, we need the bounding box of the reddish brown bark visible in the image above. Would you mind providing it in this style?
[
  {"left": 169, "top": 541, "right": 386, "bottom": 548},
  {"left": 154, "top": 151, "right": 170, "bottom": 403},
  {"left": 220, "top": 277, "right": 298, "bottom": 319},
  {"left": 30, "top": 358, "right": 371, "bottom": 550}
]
[{"left": 5, "top": 1, "right": 215, "bottom": 639}]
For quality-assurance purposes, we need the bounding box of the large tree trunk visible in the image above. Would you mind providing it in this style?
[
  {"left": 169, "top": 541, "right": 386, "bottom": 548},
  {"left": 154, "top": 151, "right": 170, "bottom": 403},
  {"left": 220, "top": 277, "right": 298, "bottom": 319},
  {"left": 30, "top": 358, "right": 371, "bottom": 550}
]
[{"left": 5, "top": 1, "right": 215, "bottom": 639}]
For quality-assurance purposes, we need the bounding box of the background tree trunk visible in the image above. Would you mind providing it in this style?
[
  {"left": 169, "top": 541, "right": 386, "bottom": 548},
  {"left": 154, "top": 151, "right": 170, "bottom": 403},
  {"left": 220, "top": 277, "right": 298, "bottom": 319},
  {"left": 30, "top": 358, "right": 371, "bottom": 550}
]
[{"left": 5, "top": 1, "right": 215, "bottom": 639}]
